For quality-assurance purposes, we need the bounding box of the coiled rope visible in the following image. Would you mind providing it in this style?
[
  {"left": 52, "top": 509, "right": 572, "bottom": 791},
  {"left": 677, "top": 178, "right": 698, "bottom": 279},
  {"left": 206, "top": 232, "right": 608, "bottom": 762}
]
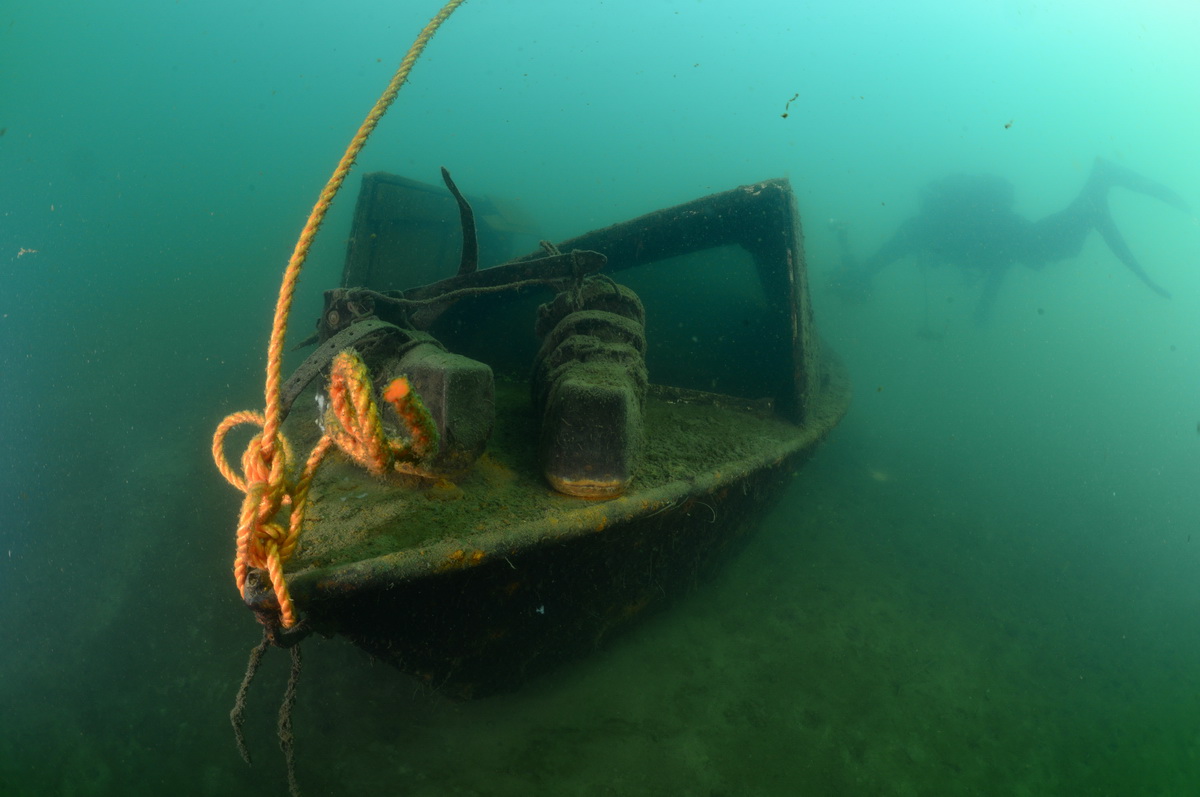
[{"left": 213, "top": 0, "right": 467, "bottom": 629}]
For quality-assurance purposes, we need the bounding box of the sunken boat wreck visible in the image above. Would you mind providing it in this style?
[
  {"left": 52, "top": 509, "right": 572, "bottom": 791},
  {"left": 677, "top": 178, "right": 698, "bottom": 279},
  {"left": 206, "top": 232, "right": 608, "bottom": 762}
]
[{"left": 240, "top": 172, "right": 851, "bottom": 698}]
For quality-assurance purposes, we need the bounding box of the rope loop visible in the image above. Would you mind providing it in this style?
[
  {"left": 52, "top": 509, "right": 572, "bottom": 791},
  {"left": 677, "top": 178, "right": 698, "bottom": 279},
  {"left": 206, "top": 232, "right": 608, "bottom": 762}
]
[
  {"left": 326, "top": 350, "right": 393, "bottom": 476},
  {"left": 323, "top": 350, "right": 441, "bottom": 476}
]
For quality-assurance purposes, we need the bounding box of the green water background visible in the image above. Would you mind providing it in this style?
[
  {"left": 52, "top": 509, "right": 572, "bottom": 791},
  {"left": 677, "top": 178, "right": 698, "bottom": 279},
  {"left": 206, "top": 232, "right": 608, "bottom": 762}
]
[{"left": 3, "top": 0, "right": 1199, "bottom": 793}]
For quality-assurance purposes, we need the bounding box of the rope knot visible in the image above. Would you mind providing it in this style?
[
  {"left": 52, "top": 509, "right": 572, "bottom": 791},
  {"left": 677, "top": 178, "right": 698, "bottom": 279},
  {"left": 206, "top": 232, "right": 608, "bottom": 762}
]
[
  {"left": 240, "top": 431, "right": 292, "bottom": 519},
  {"left": 213, "top": 410, "right": 327, "bottom": 629}
]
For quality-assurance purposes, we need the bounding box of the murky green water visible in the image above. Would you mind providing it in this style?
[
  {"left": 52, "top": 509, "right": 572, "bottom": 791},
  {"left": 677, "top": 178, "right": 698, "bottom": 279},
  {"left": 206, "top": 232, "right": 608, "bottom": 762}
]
[{"left": 4, "top": 1, "right": 1199, "bottom": 794}]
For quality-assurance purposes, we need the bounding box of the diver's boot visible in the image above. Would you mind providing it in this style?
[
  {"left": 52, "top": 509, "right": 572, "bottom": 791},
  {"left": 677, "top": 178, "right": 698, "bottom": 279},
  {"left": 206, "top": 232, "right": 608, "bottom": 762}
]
[{"left": 533, "top": 279, "right": 647, "bottom": 498}]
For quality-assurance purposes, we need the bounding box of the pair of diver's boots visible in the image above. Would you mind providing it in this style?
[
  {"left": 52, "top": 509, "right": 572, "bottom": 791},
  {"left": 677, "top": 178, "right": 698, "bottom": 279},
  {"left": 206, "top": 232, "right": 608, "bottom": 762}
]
[{"left": 533, "top": 278, "right": 647, "bottom": 498}]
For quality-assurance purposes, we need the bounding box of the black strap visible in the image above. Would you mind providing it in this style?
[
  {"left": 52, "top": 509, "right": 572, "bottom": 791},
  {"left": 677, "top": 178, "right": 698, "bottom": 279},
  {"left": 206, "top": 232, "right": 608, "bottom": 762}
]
[{"left": 279, "top": 319, "right": 406, "bottom": 418}]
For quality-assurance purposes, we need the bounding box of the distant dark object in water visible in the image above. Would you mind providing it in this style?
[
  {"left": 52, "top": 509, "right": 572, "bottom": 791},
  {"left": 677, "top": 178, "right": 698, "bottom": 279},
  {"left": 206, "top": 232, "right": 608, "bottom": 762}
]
[{"left": 829, "top": 158, "right": 1193, "bottom": 321}]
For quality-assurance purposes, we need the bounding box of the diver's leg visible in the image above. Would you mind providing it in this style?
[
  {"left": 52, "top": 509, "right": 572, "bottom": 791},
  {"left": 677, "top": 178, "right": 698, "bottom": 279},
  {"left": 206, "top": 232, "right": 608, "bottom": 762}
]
[
  {"left": 973, "top": 266, "right": 1008, "bottom": 323},
  {"left": 1026, "top": 163, "right": 1109, "bottom": 263}
]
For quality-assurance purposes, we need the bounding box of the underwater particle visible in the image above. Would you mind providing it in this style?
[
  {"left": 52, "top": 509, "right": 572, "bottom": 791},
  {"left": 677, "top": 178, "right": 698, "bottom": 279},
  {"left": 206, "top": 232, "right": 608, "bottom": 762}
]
[
  {"left": 781, "top": 92, "right": 799, "bottom": 119},
  {"left": 1004, "top": 120, "right": 1013, "bottom": 129},
  {"left": 1037, "top": 307, "right": 1044, "bottom": 315}
]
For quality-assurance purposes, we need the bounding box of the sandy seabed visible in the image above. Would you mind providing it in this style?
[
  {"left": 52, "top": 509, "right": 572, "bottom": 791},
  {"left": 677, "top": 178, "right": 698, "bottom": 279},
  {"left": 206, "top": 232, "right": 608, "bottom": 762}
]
[{"left": 3, "top": 428, "right": 1198, "bottom": 796}]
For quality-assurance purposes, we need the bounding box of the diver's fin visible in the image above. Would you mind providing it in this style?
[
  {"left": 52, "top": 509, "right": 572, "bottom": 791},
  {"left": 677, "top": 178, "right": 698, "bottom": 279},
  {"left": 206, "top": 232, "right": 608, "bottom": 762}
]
[
  {"left": 1064, "top": 158, "right": 1182, "bottom": 298},
  {"left": 1092, "top": 157, "right": 1190, "bottom": 214},
  {"left": 1092, "top": 204, "right": 1172, "bottom": 298}
]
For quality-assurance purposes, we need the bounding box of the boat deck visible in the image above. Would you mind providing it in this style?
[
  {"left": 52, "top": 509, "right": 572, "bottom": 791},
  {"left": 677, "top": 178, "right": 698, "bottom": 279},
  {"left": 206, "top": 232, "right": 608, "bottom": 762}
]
[{"left": 282, "top": 375, "right": 840, "bottom": 587}]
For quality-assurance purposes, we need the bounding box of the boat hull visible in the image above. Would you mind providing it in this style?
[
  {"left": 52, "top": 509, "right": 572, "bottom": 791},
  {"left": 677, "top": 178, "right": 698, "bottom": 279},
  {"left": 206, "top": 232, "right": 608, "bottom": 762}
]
[{"left": 245, "top": 366, "right": 848, "bottom": 698}]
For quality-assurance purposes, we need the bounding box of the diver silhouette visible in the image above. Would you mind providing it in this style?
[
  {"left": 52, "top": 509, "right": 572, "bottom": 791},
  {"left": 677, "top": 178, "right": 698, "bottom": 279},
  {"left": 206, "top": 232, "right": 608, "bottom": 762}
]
[{"left": 829, "top": 157, "right": 1192, "bottom": 322}]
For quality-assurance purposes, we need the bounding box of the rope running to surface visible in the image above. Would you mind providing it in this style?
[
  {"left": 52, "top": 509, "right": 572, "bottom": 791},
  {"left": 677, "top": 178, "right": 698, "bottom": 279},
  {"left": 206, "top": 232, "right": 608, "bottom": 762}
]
[{"left": 212, "top": 0, "right": 467, "bottom": 629}]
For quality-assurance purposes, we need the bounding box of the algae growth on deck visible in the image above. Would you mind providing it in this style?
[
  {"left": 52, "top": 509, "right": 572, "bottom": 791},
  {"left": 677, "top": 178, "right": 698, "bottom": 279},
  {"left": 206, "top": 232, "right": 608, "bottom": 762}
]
[{"left": 285, "top": 377, "right": 811, "bottom": 576}]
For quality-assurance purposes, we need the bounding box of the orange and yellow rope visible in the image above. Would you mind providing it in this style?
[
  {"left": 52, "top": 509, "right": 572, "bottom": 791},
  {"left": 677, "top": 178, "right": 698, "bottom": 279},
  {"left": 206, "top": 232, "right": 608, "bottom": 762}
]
[
  {"left": 323, "top": 351, "right": 440, "bottom": 477},
  {"left": 382, "top": 374, "right": 439, "bottom": 462},
  {"left": 212, "top": 0, "right": 466, "bottom": 628}
]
